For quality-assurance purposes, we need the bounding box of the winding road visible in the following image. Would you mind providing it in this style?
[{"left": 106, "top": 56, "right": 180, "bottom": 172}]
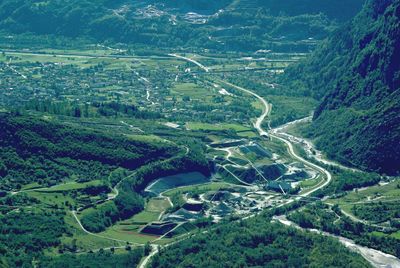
[
  {"left": 219, "top": 76, "right": 399, "bottom": 268},
  {"left": 168, "top": 54, "right": 210, "bottom": 72},
  {"left": 206, "top": 69, "right": 400, "bottom": 268},
  {"left": 216, "top": 80, "right": 332, "bottom": 197},
  {"left": 226, "top": 80, "right": 399, "bottom": 267},
  {"left": 70, "top": 143, "right": 190, "bottom": 246},
  {"left": 219, "top": 81, "right": 272, "bottom": 137},
  {"left": 272, "top": 117, "right": 360, "bottom": 173},
  {"left": 5, "top": 48, "right": 397, "bottom": 267},
  {"left": 71, "top": 210, "right": 139, "bottom": 245}
]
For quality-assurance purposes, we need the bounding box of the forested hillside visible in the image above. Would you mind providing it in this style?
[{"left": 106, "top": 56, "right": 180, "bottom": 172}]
[
  {"left": 0, "top": 0, "right": 364, "bottom": 52},
  {"left": 283, "top": 0, "right": 400, "bottom": 175},
  {"left": 150, "top": 213, "right": 371, "bottom": 267},
  {"left": 144, "top": 0, "right": 232, "bottom": 14},
  {"left": 0, "top": 113, "right": 178, "bottom": 190},
  {"left": 233, "top": 0, "right": 365, "bottom": 21}
]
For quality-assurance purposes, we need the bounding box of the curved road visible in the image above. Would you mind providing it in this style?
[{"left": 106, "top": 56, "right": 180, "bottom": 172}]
[
  {"left": 272, "top": 117, "right": 360, "bottom": 173},
  {"left": 226, "top": 80, "right": 399, "bottom": 267},
  {"left": 219, "top": 81, "right": 272, "bottom": 137},
  {"left": 213, "top": 78, "right": 400, "bottom": 268},
  {"left": 218, "top": 80, "right": 332, "bottom": 197},
  {"left": 71, "top": 144, "right": 190, "bottom": 246},
  {"left": 71, "top": 210, "right": 140, "bottom": 245},
  {"left": 168, "top": 54, "right": 210, "bottom": 72},
  {"left": 140, "top": 54, "right": 397, "bottom": 267}
]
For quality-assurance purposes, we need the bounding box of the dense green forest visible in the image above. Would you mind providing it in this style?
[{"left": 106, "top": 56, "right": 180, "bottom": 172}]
[
  {"left": 0, "top": 113, "right": 211, "bottom": 233},
  {"left": 81, "top": 138, "right": 210, "bottom": 232},
  {"left": 0, "top": 113, "right": 179, "bottom": 190},
  {"left": 0, "top": 112, "right": 213, "bottom": 265},
  {"left": 0, "top": 0, "right": 364, "bottom": 52},
  {"left": 39, "top": 249, "right": 144, "bottom": 268},
  {"left": 240, "top": 0, "right": 365, "bottom": 22},
  {"left": 150, "top": 213, "right": 371, "bottom": 267},
  {"left": 283, "top": 0, "right": 400, "bottom": 175},
  {"left": 352, "top": 201, "right": 400, "bottom": 223},
  {"left": 80, "top": 191, "right": 145, "bottom": 233},
  {"left": 0, "top": 210, "right": 67, "bottom": 267},
  {"left": 24, "top": 100, "right": 163, "bottom": 120}
]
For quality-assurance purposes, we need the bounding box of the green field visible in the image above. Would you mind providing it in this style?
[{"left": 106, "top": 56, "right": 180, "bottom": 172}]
[
  {"left": 371, "top": 231, "right": 400, "bottom": 240},
  {"left": 186, "top": 122, "right": 251, "bottom": 132},
  {"left": 328, "top": 180, "right": 400, "bottom": 205},
  {"left": 62, "top": 213, "right": 121, "bottom": 252},
  {"left": 95, "top": 197, "right": 172, "bottom": 244},
  {"left": 171, "top": 82, "right": 213, "bottom": 99},
  {"left": 146, "top": 198, "right": 171, "bottom": 212},
  {"left": 100, "top": 226, "right": 157, "bottom": 244},
  {"left": 27, "top": 191, "right": 78, "bottom": 208},
  {"left": 237, "top": 131, "right": 258, "bottom": 138},
  {"left": 326, "top": 180, "right": 400, "bottom": 221},
  {"left": 126, "top": 134, "right": 167, "bottom": 143},
  {"left": 300, "top": 177, "right": 321, "bottom": 189},
  {"left": 34, "top": 180, "right": 103, "bottom": 193}
]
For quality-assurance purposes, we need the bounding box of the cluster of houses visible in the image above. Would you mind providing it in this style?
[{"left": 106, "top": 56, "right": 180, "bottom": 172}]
[{"left": 1, "top": 55, "right": 255, "bottom": 127}]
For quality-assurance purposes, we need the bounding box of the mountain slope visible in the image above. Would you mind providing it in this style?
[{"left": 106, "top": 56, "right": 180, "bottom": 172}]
[
  {"left": 0, "top": 113, "right": 178, "bottom": 190},
  {"left": 146, "top": 0, "right": 233, "bottom": 14},
  {"left": 232, "top": 0, "right": 365, "bottom": 22},
  {"left": 0, "top": 0, "right": 364, "bottom": 52},
  {"left": 284, "top": 0, "right": 400, "bottom": 174},
  {"left": 150, "top": 213, "right": 371, "bottom": 267}
]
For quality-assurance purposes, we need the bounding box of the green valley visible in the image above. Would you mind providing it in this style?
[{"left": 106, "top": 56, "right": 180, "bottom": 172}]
[{"left": 0, "top": 0, "right": 399, "bottom": 267}]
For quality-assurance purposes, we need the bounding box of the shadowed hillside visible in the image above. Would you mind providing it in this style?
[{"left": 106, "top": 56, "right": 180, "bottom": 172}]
[{"left": 283, "top": 0, "right": 400, "bottom": 174}]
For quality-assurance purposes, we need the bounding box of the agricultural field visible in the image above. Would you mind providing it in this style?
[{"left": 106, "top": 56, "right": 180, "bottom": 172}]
[
  {"left": 186, "top": 122, "right": 252, "bottom": 132},
  {"left": 3, "top": 0, "right": 399, "bottom": 267},
  {"left": 0, "top": 45, "right": 360, "bottom": 266},
  {"left": 327, "top": 180, "right": 400, "bottom": 218},
  {"left": 0, "top": 48, "right": 301, "bottom": 127},
  {"left": 330, "top": 181, "right": 400, "bottom": 204},
  {"left": 34, "top": 180, "right": 104, "bottom": 193},
  {"left": 96, "top": 198, "right": 173, "bottom": 244}
]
